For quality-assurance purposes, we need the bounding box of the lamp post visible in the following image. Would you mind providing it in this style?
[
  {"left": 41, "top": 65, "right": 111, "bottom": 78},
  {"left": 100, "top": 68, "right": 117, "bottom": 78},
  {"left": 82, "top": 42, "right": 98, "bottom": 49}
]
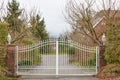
[
  {"left": 7, "top": 33, "right": 12, "bottom": 45},
  {"left": 102, "top": 33, "right": 106, "bottom": 45}
]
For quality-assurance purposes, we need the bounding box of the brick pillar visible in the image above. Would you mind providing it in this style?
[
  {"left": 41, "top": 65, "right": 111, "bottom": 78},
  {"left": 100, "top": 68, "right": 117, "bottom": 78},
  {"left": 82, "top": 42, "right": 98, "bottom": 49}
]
[
  {"left": 99, "top": 46, "right": 107, "bottom": 69},
  {"left": 6, "top": 45, "right": 16, "bottom": 77}
]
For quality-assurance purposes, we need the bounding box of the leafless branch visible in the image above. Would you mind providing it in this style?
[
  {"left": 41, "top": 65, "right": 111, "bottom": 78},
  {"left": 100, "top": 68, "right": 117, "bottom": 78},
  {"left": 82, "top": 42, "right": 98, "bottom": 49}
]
[{"left": 65, "top": 0, "right": 120, "bottom": 46}]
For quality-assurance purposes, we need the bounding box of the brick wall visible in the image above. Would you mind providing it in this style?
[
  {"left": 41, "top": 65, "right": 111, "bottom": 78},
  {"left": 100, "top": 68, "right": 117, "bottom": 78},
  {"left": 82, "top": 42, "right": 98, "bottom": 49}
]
[{"left": 6, "top": 45, "right": 16, "bottom": 77}]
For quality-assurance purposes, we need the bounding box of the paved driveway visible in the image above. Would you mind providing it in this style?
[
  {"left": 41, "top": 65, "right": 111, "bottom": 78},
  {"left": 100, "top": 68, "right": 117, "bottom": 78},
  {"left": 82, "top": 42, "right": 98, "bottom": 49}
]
[
  {"left": 19, "top": 55, "right": 96, "bottom": 75},
  {"left": 19, "top": 55, "right": 98, "bottom": 80},
  {"left": 20, "top": 76, "right": 98, "bottom": 80}
]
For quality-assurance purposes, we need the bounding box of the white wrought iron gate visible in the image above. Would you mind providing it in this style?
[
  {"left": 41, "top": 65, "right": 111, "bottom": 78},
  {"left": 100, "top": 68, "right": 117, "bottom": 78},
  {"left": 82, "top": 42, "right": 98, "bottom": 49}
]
[{"left": 16, "top": 39, "right": 99, "bottom": 76}]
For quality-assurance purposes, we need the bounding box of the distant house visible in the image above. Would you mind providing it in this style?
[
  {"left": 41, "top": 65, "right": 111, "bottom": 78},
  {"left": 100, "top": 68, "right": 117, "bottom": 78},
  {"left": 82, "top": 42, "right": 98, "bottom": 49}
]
[{"left": 70, "top": 10, "right": 120, "bottom": 46}]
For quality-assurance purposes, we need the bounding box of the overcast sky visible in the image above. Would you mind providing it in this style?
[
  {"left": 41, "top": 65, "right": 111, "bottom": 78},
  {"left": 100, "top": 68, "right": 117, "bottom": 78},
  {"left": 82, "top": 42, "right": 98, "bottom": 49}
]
[
  {"left": 0, "top": 0, "right": 119, "bottom": 37},
  {"left": 0, "top": 0, "right": 71, "bottom": 37}
]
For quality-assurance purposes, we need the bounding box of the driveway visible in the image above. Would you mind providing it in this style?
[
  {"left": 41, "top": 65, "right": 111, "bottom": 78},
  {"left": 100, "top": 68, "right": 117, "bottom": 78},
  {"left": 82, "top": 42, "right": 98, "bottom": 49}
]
[
  {"left": 19, "top": 55, "right": 96, "bottom": 75},
  {"left": 20, "top": 76, "right": 99, "bottom": 80},
  {"left": 19, "top": 55, "right": 98, "bottom": 80}
]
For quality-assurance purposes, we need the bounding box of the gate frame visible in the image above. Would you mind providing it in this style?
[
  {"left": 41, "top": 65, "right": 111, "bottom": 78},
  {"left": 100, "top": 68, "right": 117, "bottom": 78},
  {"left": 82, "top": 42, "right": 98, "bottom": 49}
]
[
  {"left": 15, "top": 39, "right": 99, "bottom": 76},
  {"left": 56, "top": 39, "right": 59, "bottom": 75}
]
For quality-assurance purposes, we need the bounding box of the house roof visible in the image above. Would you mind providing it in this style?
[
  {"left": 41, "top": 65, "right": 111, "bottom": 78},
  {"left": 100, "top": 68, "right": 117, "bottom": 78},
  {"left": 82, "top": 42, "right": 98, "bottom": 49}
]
[
  {"left": 92, "top": 10, "right": 120, "bottom": 28},
  {"left": 93, "top": 17, "right": 104, "bottom": 28}
]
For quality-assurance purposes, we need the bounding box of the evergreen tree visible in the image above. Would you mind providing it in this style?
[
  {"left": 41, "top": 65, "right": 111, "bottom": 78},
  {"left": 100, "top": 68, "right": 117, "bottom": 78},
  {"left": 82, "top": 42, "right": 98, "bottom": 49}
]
[
  {"left": 4, "top": 0, "right": 25, "bottom": 43},
  {"left": 0, "top": 22, "right": 9, "bottom": 45},
  {"left": 105, "top": 17, "right": 120, "bottom": 64},
  {"left": 30, "top": 14, "right": 48, "bottom": 41},
  {"left": 0, "top": 22, "right": 9, "bottom": 77}
]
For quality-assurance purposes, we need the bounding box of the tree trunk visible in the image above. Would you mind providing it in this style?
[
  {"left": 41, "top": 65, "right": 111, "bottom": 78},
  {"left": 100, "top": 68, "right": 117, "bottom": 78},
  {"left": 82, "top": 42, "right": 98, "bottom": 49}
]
[{"left": 99, "top": 46, "right": 107, "bottom": 70}]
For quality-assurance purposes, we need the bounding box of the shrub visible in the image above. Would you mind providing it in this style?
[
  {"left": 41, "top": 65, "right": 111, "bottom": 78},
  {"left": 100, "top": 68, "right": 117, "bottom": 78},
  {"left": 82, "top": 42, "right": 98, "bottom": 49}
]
[
  {"left": 0, "top": 78, "right": 17, "bottom": 80},
  {"left": 97, "top": 64, "right": 120, "bottom": 78},
  {"left": 87, "top": 51, "right": 96, "bottom": 66},
  {"left": 18, "top": 60, "right": 32, "bottom": 66},
  {"left": 0, "top": 46, "right": 7, "bottom": 77},
  {"left": 0, "top": 22, "right": 9, "bottom": 45},
  {"left": 105, "top": 24, "right": 120, "bottom": 64},
  {"left": 18, "top": 49, "right": 41, "bottom": 66},
  {"left": 68, "top": 47, "right": 76, "bottom": 63},
  {"left": 32, "top": 50, "right": 41, "bottom": 65},
  {"left": 22, "top": 40, "right": 34, "bottom": 45},
  {"left": 68, "top": 47, "right": 75, "bottom": 55}
]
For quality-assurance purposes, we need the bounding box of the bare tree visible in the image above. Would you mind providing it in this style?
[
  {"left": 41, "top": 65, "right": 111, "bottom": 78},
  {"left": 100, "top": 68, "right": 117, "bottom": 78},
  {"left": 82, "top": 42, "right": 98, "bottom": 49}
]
[
  {"left": 101, "top": 0, "right": 120, "bottom": 23},
  {"left": 65, "top": 0, "right": 120, "bottom": 69},
  {"left": 65, "top": 0, "right": 120, "bottom": 46},
  {"left": 12, "top": 10, "right": 29, "bottom": 44},
  {"left": 65, "top": 0, "right": 99, "bottom": 45}
]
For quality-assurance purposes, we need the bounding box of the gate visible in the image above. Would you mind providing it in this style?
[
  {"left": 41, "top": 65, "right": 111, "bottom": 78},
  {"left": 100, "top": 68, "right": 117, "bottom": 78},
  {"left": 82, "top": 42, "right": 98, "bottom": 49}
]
[{"left": 16, "top": 39, "right": 99, "bottom": 76}]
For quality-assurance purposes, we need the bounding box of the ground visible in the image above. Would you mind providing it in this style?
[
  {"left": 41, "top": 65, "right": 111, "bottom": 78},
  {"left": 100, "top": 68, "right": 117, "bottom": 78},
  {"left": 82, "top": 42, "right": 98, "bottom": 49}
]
[
  {"left": 18, "top": 55, "right": 96, "bottom": 75},
  {"left": 19, "top": 76, "right": 98, "bottom": 80},
  {"left": 19, "top": 55, "right": 98, "bottom": 80}
]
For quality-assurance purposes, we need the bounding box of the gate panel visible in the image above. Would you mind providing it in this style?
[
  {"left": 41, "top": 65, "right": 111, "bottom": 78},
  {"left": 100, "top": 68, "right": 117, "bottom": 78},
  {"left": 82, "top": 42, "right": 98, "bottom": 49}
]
[
  {"left": 58, "top": 39, "right": 98, "bottom": 75},
  {"left": 17, "top": 39, "right": 57, "bottom": 75}
]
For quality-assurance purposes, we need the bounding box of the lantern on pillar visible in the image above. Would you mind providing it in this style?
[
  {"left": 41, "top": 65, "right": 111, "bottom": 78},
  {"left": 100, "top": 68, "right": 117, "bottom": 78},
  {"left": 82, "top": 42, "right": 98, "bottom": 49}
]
[
  {"left": 7, "top": 33, "right": 12, "bottom": 45},
  {"left": 102, "top": 33, "right": 106, "bottom": 45}
]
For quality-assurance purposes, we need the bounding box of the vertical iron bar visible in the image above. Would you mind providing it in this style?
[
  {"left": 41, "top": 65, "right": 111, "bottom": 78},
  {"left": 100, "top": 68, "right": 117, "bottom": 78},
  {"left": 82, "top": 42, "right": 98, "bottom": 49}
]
[
  {"left": 16, "top": 46, "right": 18, "bottom": 75},
  {"left": 85, "top": 45, "right": 86, "bottom": 67},
  {"left": 56, "top": 39, "right": 58, "bottom": 75},
  {"left": 96, "top": 46, "right": 99, "bottom": 74},
  {"left": 32, "top": 44, "right": 33, "bottom": 67}
]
